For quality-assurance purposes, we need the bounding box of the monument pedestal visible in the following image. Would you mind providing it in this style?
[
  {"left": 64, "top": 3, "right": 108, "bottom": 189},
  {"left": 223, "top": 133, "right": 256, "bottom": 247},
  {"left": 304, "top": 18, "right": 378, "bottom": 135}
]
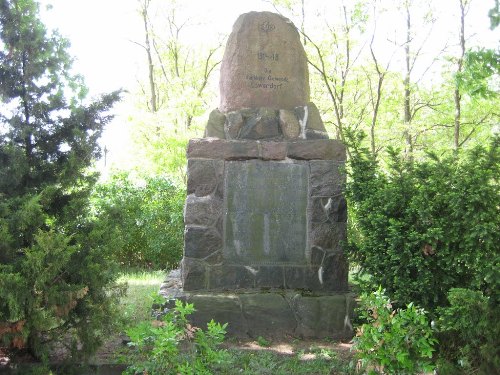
[
  {"left": 162, "top": 11, "right": 356, "bottom": 340},
  {"left": 163, "top": 139, "right": 355, "bottom": 339}
]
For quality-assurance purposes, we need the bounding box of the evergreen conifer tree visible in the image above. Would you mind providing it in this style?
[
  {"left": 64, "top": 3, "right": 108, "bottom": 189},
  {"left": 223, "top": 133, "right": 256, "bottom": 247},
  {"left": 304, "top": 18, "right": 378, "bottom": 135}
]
[{"left": 0, "top": 0, "right": 122, "bottom": 359}]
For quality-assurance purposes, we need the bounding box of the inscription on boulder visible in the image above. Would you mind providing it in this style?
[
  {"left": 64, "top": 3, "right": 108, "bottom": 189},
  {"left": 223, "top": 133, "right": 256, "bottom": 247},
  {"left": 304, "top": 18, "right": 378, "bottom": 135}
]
[
  {"left": 224, "top": 160, "right": 308, "bottom": 265},
  {"left": 219, "top": 11, "right": 310, "bottom": 112}
]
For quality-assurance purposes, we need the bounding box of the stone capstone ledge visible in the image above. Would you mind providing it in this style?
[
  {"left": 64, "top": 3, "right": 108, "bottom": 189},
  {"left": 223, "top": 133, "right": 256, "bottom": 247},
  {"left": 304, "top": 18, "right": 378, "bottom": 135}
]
[
  {"left": 206, "top": 104, "right": 329, "bottom": 141},
  {"left": 187, "top": 138, "right": 346, "bottom": 161},
  {"left": 160, "top": 270, "right": 356, "bottom": 339}
]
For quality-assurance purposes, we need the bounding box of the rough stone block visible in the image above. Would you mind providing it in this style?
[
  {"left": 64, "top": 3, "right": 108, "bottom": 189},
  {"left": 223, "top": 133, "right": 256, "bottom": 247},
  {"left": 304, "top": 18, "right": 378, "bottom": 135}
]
[
  {"left": 309, "top": 161, "right": 344, "bottom": 196},
  {"left": 309, "top": 196, "right": 347, "bottom": 223},
  {"left": 187, "top": 159, "right": 224, "bottom": 197},
  {"left": 287, "top": 140, "right": 346, "bottom": 160},
  {"left": 187, "top": 138, "right": 226, "bottom": 159},
  {"left": 224, "top": 140, "right": 260, "bottom": 159},
  {"left": 225, "top": 111, "right": 244, "bottom": 139},
  {"left": 305, "top": 102, "right": 327, "bottom": 132},
  {"left": 240, "top": 293, "right": 296, "bottom": 337},
  {"left": 305, "top": 129, "right": 329, "bottom": 139},
  {"left": 310, "top": 222, "right": 346, "bottom": 251},
  {"left": 255, "top": 266, "right": 285, "bottom": 288},
  {"left": 184, "top": 195, "right": 223, "bottom": 227},
  {"left": 310, "top": 246, "right": 325, "bottom": 266},
  {"left": 184, "top": 226, "right": 222, "bottom": 259},
  {"left": 203, "top": 250, "right": 223, "bottom": 265},
  {"left": 181, "top": 258, "right": 207, "bottom": 290},
  {"left": 207, "top": 265, "right": 255, "bottom": 290},
  {"left": 279, "top": 109, "right": 301, "bottom": 139},
  {"left": 185, "top": 294, "right": 248, "bottom": 336},
  {"left": 204, "top": 109, "right": 226, "bottom": 139},
  {"left": 293, "top": 294, "right": 350, "bottom": 338},
  {"left": 239, "top": 108, "right": 280, "bottom": 140},
  {"left": 284, "top": 266, "right": 306, "bottom": 289},
  {"left": 260, "top": 141, "right": 287, "bottom": 160},
  {"left": 321, "top": 253, "right": 349, "bottom": 291}
]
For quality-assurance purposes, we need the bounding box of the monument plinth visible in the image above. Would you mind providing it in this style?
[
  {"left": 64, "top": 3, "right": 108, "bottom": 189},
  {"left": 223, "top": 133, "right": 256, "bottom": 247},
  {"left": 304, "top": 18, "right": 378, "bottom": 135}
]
[{"left": 163, "top": 11, "right": 355, "bottom": 339}]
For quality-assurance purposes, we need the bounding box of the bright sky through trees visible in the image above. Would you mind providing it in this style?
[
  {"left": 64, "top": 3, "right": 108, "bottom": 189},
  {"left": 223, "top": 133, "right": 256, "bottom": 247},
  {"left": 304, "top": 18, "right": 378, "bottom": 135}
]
[{"left": 37, "top": 0, "right": 497, "bottom": 170}]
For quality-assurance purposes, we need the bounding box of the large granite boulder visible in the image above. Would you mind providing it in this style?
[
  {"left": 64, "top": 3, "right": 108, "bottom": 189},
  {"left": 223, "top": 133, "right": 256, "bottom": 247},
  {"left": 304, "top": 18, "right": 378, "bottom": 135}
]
[{"left": 219, "top": 11, "right": 310, "bottom": 112}]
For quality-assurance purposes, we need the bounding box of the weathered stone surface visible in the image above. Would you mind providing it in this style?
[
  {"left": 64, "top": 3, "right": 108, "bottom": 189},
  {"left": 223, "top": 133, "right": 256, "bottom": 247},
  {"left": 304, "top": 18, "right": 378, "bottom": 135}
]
[
  {"left": 255, "top": 266, "right": 285, "bottom": 288},
  {"left": 306, "top": 102, "right": 327, "bottom": 132},
  {"left": 305, "top": 129, "right": 329, "bottom": 140},
  {"left": 224, "top": 141, "right": 260, "bottom": 159},
  {"left": 219, "top": 12, "right": 310, "bottom": 112},
  {"left": 181, "top": 258, "right": 207, "bottom": 290},
  {"left": 184, "top": 226, "right": 222, "bottom": 259},
  {"left": 321, "top": 253, "right": 349, "bottom": 291},
  {"left": 310, "top": 222, "right": 346, "bottom": 251},
  {"left": 239, "top": 107, "right": 280, "bottom": 140},
  {"left": 310, "top": 196, "right": 347, "bottom": 223},
  {"left": 208, "top": 265, "right": 256, "bottom": 290},
  {"left": 203, "top": 250, "right": 223, "bottom": 265},
  {"left": 224, "top": 160, "right": 308, "bottom": 265},
  {"left": 311, "top": 246, "right": 325, "bottom": 266},
  {"left": 187, "top": 139, "right": 260, "bottom": 160},
  {"left": 240, "top": 293, "right": 296, "bottom": 336},
  {"left": 260, "top": 141, "right": 287, "bottom": 160},
  {"left": 309, "top": 161, "right": 344, "bottom": 196},
  {"left": 225, "top": 111, "right": 245, "bottom": 139},
  {"left": 187, "top": 138, "right": 226, "bottom": 159},
  {"left": 184, "top": 195, "right": 222, "bottom": 227},
  {"left": 187, "top": 159, "right": 223, "bottom": 197},
  {"left": 185, "top": 294, "right": 248, "bottom": 336},
  {"left": 293, "top": 294, "right": 349, "bottom": 338},
  {"left": 204, "top": 109, "right": 226, "bottom": 139},
  {"left": 287, "top": 140, "right": 346, "bottom": 160},
  {"left": 279, "top": 109, "right": 301, "bottom": 139},
  {"left": 161, "top": 271, "right": 355, "bottom": 339}
]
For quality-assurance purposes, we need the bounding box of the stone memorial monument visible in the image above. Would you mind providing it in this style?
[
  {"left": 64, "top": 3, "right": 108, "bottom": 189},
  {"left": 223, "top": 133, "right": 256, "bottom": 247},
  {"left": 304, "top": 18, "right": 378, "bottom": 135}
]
[{"left": 162, "top": 11, "right": 354, "bottom": 339}]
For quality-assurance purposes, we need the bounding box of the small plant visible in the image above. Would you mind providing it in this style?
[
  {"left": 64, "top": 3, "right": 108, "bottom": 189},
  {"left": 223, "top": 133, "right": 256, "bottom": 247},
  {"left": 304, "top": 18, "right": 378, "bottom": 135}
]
[
  {"left": 124, "top": 300, "right": 229, "bottom": 375},
  {"left": 353, "top": 288, "right": 437, "bottom": 374},
  {"left": 256, "top": 336, "right": 271, "bottom": 347}
]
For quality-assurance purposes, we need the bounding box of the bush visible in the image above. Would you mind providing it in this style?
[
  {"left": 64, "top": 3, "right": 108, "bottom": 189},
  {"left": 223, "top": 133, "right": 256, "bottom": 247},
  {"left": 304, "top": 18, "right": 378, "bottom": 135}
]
[
  {"left": 436, "top": 288, "right": 500, "bottom": 374},
  {"left": 124, "top": 300, "right": 229, "bottom": 375},
  {"left": 346, "top": 133, "right": 499, "bottom": 312},
  {"left": 92, "top": 173, "right": 185, "bottom": 270},
  {"left": 0, "top": 0, "right": 122, "bottom": 360},
  {"left": 353, "top": 288, "right": 436, "bottom": 374}
]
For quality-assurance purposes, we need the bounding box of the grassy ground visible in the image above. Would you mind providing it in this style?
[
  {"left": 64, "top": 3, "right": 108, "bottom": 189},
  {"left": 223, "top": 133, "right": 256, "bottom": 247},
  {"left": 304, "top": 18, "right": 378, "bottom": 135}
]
[
  {"left": 103, "top": 270, "right": 356, "bottom": 374},
  {"left": 117, "top": 270, "right": 165, "bottom": 326}
]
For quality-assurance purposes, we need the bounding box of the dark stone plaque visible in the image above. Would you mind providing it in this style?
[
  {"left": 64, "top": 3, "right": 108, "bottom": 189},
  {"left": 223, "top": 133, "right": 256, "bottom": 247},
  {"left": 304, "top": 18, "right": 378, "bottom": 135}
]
[{"left": 224, "top": 160, "right": 308, "bottom": 265}]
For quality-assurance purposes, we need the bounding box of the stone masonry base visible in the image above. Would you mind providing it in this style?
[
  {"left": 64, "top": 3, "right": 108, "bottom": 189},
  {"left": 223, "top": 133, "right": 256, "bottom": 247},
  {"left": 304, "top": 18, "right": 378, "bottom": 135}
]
[{"left": 160, "top": 270, "right": 356, "bottom": 340}]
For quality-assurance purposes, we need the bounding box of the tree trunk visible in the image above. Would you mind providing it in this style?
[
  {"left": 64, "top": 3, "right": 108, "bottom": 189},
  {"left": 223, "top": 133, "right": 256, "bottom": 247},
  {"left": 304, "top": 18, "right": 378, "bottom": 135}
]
[
  {"left": 454, "top": 0, "right": 466, "bottom": 152},
  {"left": 403, "top": 3, "right": 413, "bottom": 159},
  {"left": 142, "top": 0, "right": 157, "bottom": 113}
]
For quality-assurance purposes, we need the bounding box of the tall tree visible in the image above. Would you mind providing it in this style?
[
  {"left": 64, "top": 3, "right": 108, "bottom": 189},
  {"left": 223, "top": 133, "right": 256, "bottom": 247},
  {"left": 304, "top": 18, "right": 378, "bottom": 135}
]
[
  {"left": 0, "top": 0, "right": 121, "bottom": 359},
  {"left": 454, "top": 0, "right": 467, "bottom": 151}
]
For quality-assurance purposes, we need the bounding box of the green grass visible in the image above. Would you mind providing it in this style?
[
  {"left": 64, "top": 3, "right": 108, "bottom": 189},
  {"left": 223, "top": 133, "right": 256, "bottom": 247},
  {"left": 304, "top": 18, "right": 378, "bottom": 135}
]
[
  {"left": 117, "top": 270, "right": 165, "bottom": 326},
  {"left": 214, "top": 349, "right": 355, "bottom": 375}
]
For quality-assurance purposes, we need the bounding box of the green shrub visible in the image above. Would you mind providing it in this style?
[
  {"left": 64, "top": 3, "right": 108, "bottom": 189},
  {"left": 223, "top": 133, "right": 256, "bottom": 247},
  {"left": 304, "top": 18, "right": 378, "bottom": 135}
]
[
  {"left": 436, "top": 288, "right": 500, "bottom": 374},
  {"left": 92, "top": 173, "right": 185, "bottom": 270},
  {"left": 353, "top": 288, "right": 436, "bottom": 374},
  {"left": 346, "top": 133, "right": 499, "bottom": 312},
  {"left": 0, "top": 0, "right": 123, "bottom": 360},
  {"left": 124, "top": 300, "right": 229, "bottom": 375}
]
